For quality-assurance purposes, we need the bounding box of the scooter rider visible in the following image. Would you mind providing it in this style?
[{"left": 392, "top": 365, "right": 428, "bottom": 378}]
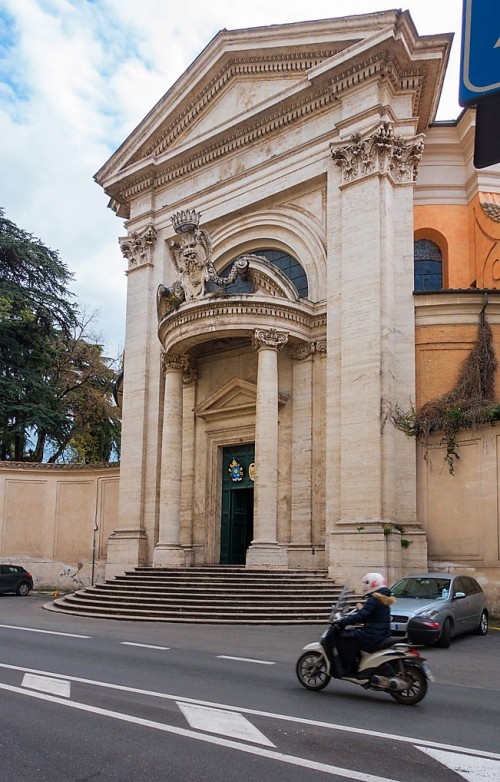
[{"left": 335, "top": 573, "right": 396, "bottom": 675}]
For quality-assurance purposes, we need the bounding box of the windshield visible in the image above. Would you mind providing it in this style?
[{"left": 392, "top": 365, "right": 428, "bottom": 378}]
[{"left": 391, "top": 577, "right": 451, "bottom": 600}]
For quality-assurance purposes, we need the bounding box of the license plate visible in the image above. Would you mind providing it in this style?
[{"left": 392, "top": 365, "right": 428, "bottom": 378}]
[
  {"left": 393, "top": 623, "right": 399, "bottom": 631},
  {"left": 422, "top": 662, "right": 434, "bottom": 682}
]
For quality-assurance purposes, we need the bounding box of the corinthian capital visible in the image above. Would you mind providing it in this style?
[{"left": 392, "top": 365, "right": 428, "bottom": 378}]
[
  {"left": 119, "top": 225, "right": 157, "bottom": 270},
  {"left": 252, "top": 328, "right": 288, "bottom": 352},
  {"left": 161, "top": 351, "right": 190, "bottom": 375},
  {"left": 288, "top": 341, "right": 327, "bottom": 360},
  {"left": 288, "top": 342, "right": 315, "bottom": 361},
  {"left": 330, "top": 122, "right": 425, "bottom": 185}
]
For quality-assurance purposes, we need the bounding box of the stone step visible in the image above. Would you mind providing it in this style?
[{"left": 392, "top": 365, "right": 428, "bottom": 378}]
[
  {"left": 58, "top": 593, "right": 338, "bottom": 614},
  {"left": 88, "top": 588, "right": 335, "bottom": 599},
  {"left": 59, "top": 599, "right": 332, "bottom": 615},
  {"left": 94, "top": 581, "right": 336, "bottom": 592},
  {"left": 47, "top": 598, "right": 332, "bottom": 623},
  {"left": 45, "top": 567, "right": 350, "bottom": 624},
  {"left": 115, "top": 574, "right": 333, "bottom": 584}
]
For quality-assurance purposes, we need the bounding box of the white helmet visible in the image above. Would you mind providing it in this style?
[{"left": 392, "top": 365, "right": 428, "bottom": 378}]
[{"left": 361, "top": 572, "right": 387, "bottom": 595}]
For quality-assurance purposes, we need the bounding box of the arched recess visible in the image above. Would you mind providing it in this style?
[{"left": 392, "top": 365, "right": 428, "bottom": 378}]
[
  {"left": 414, "top": 228, "right": 448, "bottom": 291},
  {"left": 209, "top": 205, "right": 326, "bottom": 302}
]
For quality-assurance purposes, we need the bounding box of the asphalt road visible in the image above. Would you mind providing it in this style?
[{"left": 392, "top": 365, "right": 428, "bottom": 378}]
[{"left": 0, "top": 594, "right": 499, "bottom": 782}]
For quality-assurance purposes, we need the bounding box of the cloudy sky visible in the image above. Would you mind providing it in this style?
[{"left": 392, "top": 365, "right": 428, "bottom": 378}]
[{"left": 0, "top": 0, "right": 463, "bottom": 358}]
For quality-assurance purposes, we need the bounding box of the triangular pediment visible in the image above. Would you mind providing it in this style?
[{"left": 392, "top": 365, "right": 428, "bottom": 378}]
[
  {"left": 175, "top": 75, "right": 299, "bottom": 149},
  {"left": 96, "top": 11, "right": 452, "bottom": 215},
  {"left": 195, "top": 377, "right": 287, "bottom": 421}
]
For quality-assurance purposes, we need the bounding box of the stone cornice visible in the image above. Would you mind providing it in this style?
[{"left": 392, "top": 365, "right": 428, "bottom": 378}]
[
  {"left": 0, "top": 462, "right": 119, "bottom": 471},
  {"left": 326, "top": 51, "right": 425, "bottom": 121},
  {"left": 118, "top": 85, "right": 335, "bottom": 204},
  {"left": 414, "top": 291, "right": 500, "bottom": 326},
  {"left": 109, "top": 50, "right": 432, "bottom": 210}
]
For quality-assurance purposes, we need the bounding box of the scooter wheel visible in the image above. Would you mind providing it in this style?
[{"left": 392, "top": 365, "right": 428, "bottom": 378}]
[
  {"left": 390, "top": 663, "right": 427, "bottom": 705},
  {"left": 296, "top": 651, "right": 331, "bottom": 691}
]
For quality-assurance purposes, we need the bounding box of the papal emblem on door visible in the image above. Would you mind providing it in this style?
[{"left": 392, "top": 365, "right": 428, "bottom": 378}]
[{"left": 228, "top": 458, "right": 244, "bottom": 482}]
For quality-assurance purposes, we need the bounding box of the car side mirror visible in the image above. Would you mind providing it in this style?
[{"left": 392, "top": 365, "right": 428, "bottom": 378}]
[{"left": 454, "top": 591, "right": 466, "bottom": 600}]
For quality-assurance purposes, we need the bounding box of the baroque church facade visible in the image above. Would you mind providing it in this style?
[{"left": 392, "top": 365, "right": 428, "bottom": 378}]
[{"left": 94, "top": 10, "right": 500, "bottom": 607}]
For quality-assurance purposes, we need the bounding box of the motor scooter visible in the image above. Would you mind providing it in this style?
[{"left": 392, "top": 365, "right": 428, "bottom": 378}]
[{"left": 296, "top": 587, "right": 434, "bottom": 705}]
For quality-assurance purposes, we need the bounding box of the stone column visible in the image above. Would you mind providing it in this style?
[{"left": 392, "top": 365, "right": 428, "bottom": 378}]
[
  {"left": 326, "top": 122, "right": 427, "bottom": 584},
  {"left": 105, "top": 225, "right": 156, "bottom": 579},
  {"left": 153, "top": 352, "right": 189, "bottom": 567},
  {"left": 246, "top": 328, "right": 288, "bottom": 569}
]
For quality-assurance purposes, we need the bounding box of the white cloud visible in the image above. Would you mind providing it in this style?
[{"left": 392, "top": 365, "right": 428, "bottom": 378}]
[{"left": 0, "top": 0, "right": 463, "bottom": 357}]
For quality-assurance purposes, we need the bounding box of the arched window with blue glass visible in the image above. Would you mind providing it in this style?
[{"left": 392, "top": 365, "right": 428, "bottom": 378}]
[
  {"left": 414, "top": 239, "right": 443, "bottom": 292},
  {"left": 208, "top": 248, "right": 309, "bottom": 298}
]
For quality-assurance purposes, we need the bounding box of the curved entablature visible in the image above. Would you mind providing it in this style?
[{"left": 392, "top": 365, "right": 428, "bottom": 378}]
[{"left": 157, "top": 294, "right": 326, "bottom": 355}]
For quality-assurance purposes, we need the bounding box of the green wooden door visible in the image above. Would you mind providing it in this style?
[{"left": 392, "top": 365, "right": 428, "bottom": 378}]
[{"left": 220, "top": 445, "right": 255, "bottom": 564}]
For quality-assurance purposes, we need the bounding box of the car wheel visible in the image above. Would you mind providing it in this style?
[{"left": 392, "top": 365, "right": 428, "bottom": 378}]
[
  {"left": 16, "top": 582, "right": 31, "bottom": 596},
  {"left": 474, "top": 610, "right": 488, "bottom": 636},
  {"left": 436, "top": 618, "right": 452, "bottom": 648}
]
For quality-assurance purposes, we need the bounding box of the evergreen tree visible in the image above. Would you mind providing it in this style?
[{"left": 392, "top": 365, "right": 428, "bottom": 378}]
[{"left": 0, "top": 208, "right": 120, "bottom": 462}]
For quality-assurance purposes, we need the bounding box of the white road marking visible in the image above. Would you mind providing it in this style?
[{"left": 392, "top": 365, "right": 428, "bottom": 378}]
[
  {"left": 0, "top": 624, "right": 90, "bottom": 639},
  {"left": 0, "top": 681, "right": 400, "bottom": 782},
  {"left": 178, "top": 702, "right": 275, "bottom": 746},
  {"left": 22, "top": 673, "right": 71, "bottom": 698},
  {"left": 120, "top": 642, "right": 170, "bottom": 650},
  {"left": 418, "top": 747, "right": 500, "bottom": 781},
  {"left": 217, "top": 655, "right": 275, "bottom": 665},
  {"left": 0, "top": 662, "right": 499, "bottom": 763}
]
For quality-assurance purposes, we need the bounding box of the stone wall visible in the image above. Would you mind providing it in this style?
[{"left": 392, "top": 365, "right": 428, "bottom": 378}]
[
  {"left": 417, "top": 430, "right": 500, "bottom": 616},
  {"left": 0, "top": 462, "right": 119, "bottom": 591}
]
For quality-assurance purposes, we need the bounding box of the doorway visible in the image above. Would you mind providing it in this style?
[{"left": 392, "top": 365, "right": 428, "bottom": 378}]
[{"left": 220, "top": 445, "right": 254, "bottom": 564}]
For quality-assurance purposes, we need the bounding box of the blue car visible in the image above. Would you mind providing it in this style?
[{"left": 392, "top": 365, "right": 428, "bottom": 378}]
[{"left": 390, "top": 573, "right": 489, "bottom": 648}]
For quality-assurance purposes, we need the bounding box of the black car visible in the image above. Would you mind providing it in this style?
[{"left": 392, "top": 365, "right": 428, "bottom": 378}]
[{"left": 0, "top": 564, "right": 33, "bottom": 596}]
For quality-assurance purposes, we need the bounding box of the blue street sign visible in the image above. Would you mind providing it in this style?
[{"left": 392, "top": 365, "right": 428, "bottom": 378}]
[{"left": 460, "top": 0, "right": 500, "bottom": 106}]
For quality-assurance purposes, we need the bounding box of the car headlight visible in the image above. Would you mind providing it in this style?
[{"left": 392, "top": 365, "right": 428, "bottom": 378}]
[{"left": 417, "top": 609, "right": 439, "bottom": 620}]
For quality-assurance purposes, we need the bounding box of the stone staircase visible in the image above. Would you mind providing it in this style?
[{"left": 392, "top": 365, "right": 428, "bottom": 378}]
[{"left": 44, "top": 566, "right": 349, "bottom": 624}]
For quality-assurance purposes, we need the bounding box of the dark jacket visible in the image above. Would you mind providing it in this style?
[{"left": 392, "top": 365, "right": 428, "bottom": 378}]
[{"left": 338, "top": 587, "right": 396, "bottom": 651}]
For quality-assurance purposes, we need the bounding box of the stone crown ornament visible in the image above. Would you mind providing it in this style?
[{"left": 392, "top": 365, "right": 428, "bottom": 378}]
[
  {"left": 157, "top": 209, "right": 250, "bottom": 316},
  {"left": 171, "top": 210, "right": 202, "bottom": 234}
]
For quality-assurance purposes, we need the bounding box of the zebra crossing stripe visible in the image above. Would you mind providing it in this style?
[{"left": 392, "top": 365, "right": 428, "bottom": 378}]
[
  {"left": 417, "top": 747, "right": 500, "bottom": 781},
  {"left": 177, "top": 702, "right": 275, "bottom": 746},
  {"left": 22, "top": 673, "right": 71, "bottom": 698}
]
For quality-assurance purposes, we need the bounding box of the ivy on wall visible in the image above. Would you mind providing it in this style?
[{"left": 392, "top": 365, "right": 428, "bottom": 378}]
[{"left": 391, "top": 302, "right": 500, "bottom": 474}]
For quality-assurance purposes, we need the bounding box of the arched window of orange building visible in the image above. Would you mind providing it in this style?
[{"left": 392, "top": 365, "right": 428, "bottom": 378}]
[{"left": 414, "top": 239, "right": 443, "bottom": 292}]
